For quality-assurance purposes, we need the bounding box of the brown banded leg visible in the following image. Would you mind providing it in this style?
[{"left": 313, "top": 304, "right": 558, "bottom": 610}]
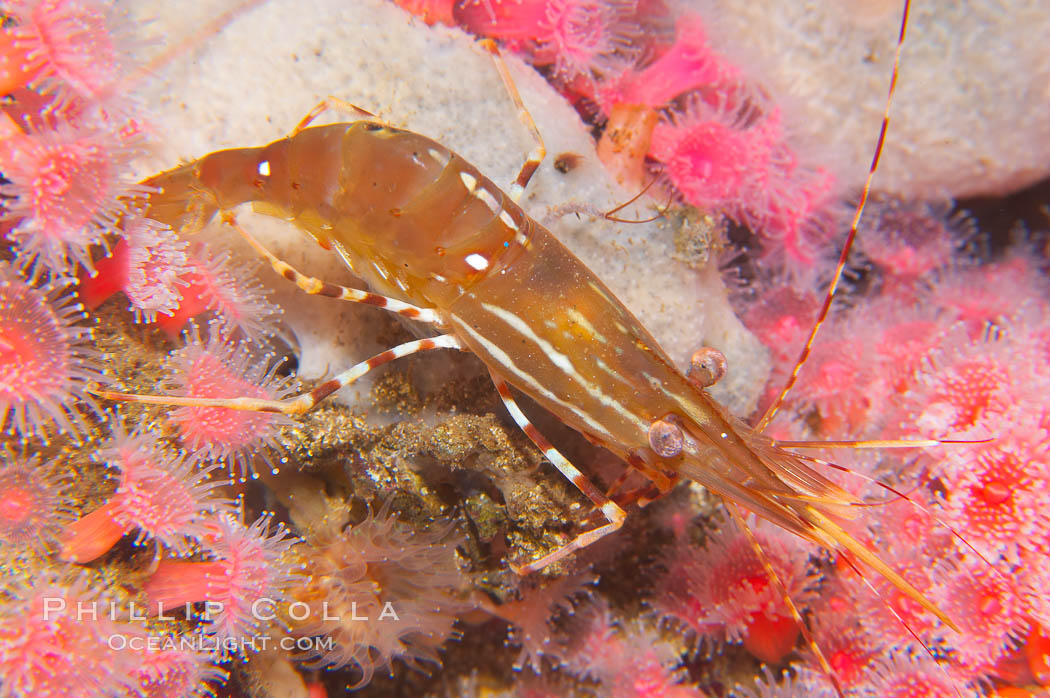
[
  {"left": 488, "top": 372, "right": 625, "bottom": 574},
  {"left": 620, "top": 450, "right": 680, "bottom": 508},
  {"left": 222, "top": 216, "right": 444, "bottom": 325},
  {"left": 479, "top": 39, "right": 546, "bottom": 202},
  {"left": 603, "top": 467, "right": 635, "bottom": 500},
  {"left": 91, "top": 335, "right": 464, "bottom": 414},
  {"left": 293, "top": 96, "right": 378, "bottom": 134},
  {"left": 608, "top": 476, "right": 682, "bottom": 509},
  {"left": 604, "top": 449, "right": 678, "bottom": 506},
  {"left": 614, "top": 475, "right": 680, "bottom": 510}
]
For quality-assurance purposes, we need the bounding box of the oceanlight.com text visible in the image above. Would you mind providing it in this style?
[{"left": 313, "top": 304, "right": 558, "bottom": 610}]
[{"left": 107, "top": 633, "right": 337, "bottom": 654}]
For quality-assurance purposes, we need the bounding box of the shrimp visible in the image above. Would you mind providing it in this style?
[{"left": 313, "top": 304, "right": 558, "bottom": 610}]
[
  {"left": 95, "top": 0, "right": 955, "bottom": 657},
  {"left": 103, "top": 119, "right": 943, "bottom": 687}
]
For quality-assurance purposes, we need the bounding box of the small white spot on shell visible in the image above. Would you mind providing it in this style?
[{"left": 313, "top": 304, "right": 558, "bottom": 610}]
[
  {"left": 465, "top": 253, "right": 489, "bottom": 271},
  {"left": 257, "top": 160, "right": 271, "bottom": 177},
  {"left": 475, "top": 187, "right": 500, "bottom": 212},
  {"left": 459, "top": 171, "right": 478, "bottom": 191},
  {"left": 499, "top": 210, "right": 518, "bottom": 230}
]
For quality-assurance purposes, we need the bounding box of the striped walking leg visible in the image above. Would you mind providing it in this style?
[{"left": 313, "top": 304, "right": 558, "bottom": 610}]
[
  {"left": 223, "top": 216, "right": 443, "bottom": 325},
  {"left": 479, "top": 39, "right": 546, "bottom": 203},
  {"left": 489, "top": 371, "right": 626, "bottom": 574},
  {"left": 91, "top": 335, "right": 464, "bottom": 414}
]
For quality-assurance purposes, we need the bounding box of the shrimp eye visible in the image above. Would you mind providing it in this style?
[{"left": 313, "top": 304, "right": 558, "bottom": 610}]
[
  {"left": 687, "top": 347, "right": 727, "bottom": 388},
  {"left": 648, "top": 417, "right": 684, "bottom": 458}
]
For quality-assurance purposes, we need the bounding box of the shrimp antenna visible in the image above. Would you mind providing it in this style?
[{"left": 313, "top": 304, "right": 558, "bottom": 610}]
[
  {"left": 726, "top": 502, "right": 847, "bottom": 698},
  {"left": 756, "top": 0, "right": 912, "bottom": 432},
  {"left": 789, "top": 451, "right": 999, "bottom": 566},
  {"left": 602, "top": 177, "right": 669, "bottom": 224}
]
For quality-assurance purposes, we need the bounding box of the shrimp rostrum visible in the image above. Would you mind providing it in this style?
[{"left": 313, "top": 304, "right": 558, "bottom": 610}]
[{"left": 100, "top": 55, "right": 953, "bottom": 640}]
